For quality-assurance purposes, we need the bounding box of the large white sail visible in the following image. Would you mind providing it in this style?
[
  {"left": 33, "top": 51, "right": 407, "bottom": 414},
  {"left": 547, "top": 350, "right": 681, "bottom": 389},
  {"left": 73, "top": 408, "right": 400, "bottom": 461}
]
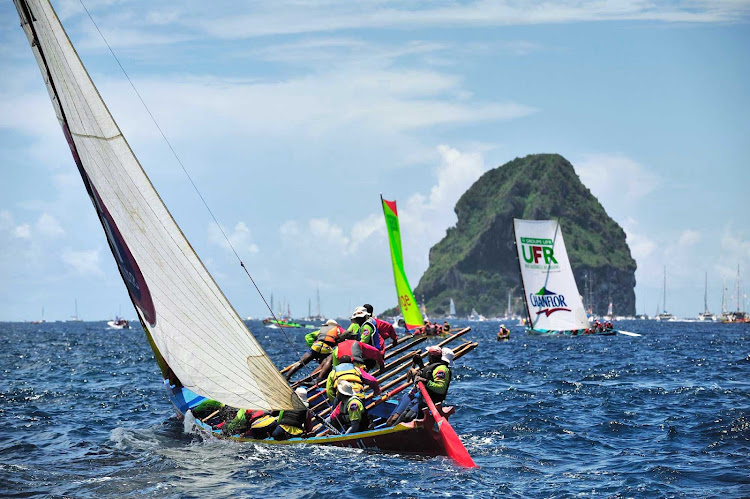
[
  {"left": 14, "top": 0, "right": 302, "bottom": 410},
  {"left": 513, "top": 219, "right": 589, "bottom": 331}
]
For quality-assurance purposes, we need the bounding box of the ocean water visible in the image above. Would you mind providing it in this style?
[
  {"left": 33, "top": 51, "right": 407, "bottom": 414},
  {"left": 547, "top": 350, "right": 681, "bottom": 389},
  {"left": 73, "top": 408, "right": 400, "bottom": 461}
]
[{"left": 0, "top": 319, "right": 748, "bottom": 498}]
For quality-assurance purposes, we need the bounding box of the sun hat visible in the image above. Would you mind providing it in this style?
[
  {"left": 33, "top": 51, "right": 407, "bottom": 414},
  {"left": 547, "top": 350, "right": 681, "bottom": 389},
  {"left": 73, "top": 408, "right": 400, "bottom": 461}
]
[
  {"left": 323, "top": 319, "right": 339, "bottom": 327},
  {"left": 351, "top": 306, "right": 369, "bottom": 320},
  {"left": 441, "top": 347, "right": 455, "bottom": 366},
  {"left": 295, "top": 386, "right": 309, "bottom": 407},
  {"left": 337, "top": 380, "right": 355, "bottom": 397}
]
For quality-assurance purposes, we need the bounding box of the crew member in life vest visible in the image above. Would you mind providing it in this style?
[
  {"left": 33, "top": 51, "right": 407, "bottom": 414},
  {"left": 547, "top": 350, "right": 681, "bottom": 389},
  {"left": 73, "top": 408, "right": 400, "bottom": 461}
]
[
  {"left": 385, "top": 345, "right": 454, "bottom": 426},
  {"left": 443, "top": 321, "right": 451, "bottom": 333},
  {"left": 272, "top": 387, "right": 314, "bottom": 440},
  {"left": 363, "top": 304, "right": 399, "bottom": 347},
  {"left": 285, "top": 319, "right": 345, "bottom": 380},
  {"left": 315, "top": 339, "right": 385, "bottom": 384},
  {"left": 326, "top": 380, "right": 369, "bottom": 434},
  {"left": 349, "top": 307, "right": 385, "bottom": 353},
  {"left": 223, "top": 408, "right": 273, "bottom": 437},
  {"left": 325, "top": 355, "right": 381, "bottom": 402}
]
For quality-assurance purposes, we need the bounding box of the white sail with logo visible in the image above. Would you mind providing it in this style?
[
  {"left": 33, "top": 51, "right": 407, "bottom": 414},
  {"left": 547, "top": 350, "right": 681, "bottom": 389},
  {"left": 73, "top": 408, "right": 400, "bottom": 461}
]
[
  {"left": 14, "top": 0, "right": 302, "bottom": 410},
  {"left": 513, "top": 219, "right": 589, "bottom": 331}
]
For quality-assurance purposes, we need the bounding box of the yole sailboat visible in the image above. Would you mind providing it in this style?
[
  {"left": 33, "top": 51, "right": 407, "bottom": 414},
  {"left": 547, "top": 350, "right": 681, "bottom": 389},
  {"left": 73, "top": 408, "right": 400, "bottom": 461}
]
[
  {"left": 513, "top": 219, "right": 639, "bottom": 337},
  {"left": 14, "top": 0, "right": 476, "bottom": 465},
  {"left": 381, "top": 196, "right": 425, "bottom": 331}
]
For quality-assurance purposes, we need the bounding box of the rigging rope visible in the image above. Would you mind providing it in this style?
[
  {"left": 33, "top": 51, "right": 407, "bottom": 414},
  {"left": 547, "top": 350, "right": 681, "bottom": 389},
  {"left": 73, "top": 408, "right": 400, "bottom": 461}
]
[{"left": 77, "top": 0, "right": 304, "bottom": 361}]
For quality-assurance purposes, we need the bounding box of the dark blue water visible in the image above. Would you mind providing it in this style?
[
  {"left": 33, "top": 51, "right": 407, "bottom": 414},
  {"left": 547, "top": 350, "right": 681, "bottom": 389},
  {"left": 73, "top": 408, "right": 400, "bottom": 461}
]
[{"left": 1, "top": 320, "right": 748, "bottom": 498}]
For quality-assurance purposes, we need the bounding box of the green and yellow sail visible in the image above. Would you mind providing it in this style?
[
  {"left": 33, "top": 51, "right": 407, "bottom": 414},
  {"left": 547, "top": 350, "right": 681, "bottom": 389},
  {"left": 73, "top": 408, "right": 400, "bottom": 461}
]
[{"left": 381, "top": 196, "right": 424, "bottom": 330}]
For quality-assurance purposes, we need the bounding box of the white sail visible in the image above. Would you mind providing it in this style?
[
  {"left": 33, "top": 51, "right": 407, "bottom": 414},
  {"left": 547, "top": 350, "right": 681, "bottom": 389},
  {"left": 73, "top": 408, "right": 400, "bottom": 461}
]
[
  {"left": 449, "top": 298, "right": 456, "bottom": 316},
  {"left": 14, "top": 0, "right": 301, "bottom": 410},
  {"left": 513, "top": 219, "right": 589, "bottom": 331}
]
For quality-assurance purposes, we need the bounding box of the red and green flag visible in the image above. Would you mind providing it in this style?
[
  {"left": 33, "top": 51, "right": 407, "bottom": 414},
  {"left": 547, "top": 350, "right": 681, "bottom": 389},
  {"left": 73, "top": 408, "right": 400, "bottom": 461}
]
[{"left": 381, "top": 196, "right": 424, "bottom": 330}]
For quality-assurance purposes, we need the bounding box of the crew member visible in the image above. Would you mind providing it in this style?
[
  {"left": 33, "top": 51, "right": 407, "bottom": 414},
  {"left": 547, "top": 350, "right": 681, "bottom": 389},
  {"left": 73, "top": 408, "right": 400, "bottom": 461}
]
[
  {"left": 315, "top": 339, "right": 385, "bottom": 383},
  {"left": 285, "top": 319, "right": 345, "bottom": 380},
  {"left": 443, "top": 321, "right": 451, "bottom": 333},
  {"left": 386, "top": 346, "right": 453, "bottom": 426},
  {"left": 363, "top": 304, "right": 399, "bottom": 347},
  {"left": 351, "top": 307, "right": 385, "bottom": 353},
  {"left": 497, "top": 324, "right": 510, "bottom": 340},
  {"left": 327, "top": 380, "right": 369, "bottom": 434},
  {"left": 272, "top": 387, "right": 314, "bottom": 440},
  {"left": 326, "top": 355, "right": 381, "bottom": 402}
]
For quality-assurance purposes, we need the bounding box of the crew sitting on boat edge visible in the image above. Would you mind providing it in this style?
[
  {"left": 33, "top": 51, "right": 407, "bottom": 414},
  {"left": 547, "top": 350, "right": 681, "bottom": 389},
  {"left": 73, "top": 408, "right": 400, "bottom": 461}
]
[
  {"left": 285, "top": 319, "right": 348, "bottom": 380},
  {"left": 386, "top": 345, "right": 454, "bottom": 426}
]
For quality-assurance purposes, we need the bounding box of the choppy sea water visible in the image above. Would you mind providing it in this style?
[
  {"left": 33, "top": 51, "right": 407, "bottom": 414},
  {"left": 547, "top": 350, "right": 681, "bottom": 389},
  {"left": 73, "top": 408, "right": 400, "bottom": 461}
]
[{"left": 0, "top": 319, "right": 748, "bottom": 498}]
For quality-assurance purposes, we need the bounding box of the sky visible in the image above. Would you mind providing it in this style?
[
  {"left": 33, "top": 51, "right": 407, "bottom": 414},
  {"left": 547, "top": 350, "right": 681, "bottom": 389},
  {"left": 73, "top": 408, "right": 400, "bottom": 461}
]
[{"left": 1, "top": 0, "right": 749, "bottom": 321}]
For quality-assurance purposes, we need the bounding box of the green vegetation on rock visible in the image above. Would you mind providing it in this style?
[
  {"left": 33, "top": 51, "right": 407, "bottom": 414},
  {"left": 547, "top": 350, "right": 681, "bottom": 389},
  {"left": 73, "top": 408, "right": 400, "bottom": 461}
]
[{"left": 405, "top": 154, "right": 636, "bottom": 318}]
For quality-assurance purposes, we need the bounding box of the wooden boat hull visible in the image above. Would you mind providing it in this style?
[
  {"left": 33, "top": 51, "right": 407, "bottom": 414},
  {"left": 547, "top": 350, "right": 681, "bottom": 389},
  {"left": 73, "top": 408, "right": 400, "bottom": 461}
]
[{"left": 166, "top": 381, "right": 449, "bottom": 457}]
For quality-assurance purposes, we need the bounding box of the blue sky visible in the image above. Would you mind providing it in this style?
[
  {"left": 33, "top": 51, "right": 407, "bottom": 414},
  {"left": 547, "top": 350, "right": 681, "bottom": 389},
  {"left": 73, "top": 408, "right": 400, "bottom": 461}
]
[{"left": 1, "top": 0, "right": 749, "bottom": 321}]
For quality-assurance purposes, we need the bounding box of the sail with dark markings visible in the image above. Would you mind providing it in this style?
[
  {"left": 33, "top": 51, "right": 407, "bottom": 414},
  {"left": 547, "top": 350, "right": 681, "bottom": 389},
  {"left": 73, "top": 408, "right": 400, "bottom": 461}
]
[
  {"left": 514, "top": 219, "right": 590, "bottom": 332},
  {"left": 13, "top": 0, "right": 302, "bottom": 410}
]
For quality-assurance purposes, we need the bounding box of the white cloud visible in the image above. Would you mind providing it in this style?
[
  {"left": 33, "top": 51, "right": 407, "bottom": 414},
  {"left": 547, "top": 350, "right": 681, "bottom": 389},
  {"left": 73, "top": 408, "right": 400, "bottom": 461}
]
[
  {"left": 678, "top": 229, "right": 701, "bottom": 247},
  {"left": 61, "top": 248, "right": 103, "bottom": 275},
  {"left": 14, "top": 224, "right": 31, "bottom": 239},
  {"left": 716, "top": 225, "right": 750, "bottom": 281},
  {"left": 576, "top": 153, "right": 659, "bottom": 201},
  {"left": 208, "top": 221, "right": 259, "bottom": 256},
  {"left": 185, "top": 1, "right": 750, "bottom": 40},
  {"left": 36, "top": 213, "right": 66, "bottom": 238},
  {"left": 622, "top": 217, "right": 656, "bottom": 262},
  {"left": 279, "top": 220, "right": 300, "bottom": 237},
  {"left": 278, "top": 144, "right": 488, "bottom": 284}
]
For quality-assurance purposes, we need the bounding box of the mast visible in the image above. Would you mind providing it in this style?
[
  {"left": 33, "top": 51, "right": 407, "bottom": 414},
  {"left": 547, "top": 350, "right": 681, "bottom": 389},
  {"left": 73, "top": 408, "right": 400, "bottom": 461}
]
[
  {"left": 704, "top": 271, "right": 709, "bottom": 314},
  {"left": 737, "top": 264, "right": 741, "bottom": 313},
  {"left": 663, "top": 266, "right": 667, "bottom": 313},
  {"left": 316, "top": 287, "right": 321, "bottom": 317}
]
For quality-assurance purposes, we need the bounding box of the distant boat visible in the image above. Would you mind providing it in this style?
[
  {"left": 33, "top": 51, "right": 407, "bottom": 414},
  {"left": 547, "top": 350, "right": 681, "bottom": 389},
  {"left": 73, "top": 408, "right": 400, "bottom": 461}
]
[
  {"left": 513, "top": 219, "right": 618, "bottom": 336},
  {"left": 262, "top": 318, "right": 303, "bottom": 328},
  {"left": 68, "top": 299, "right": 83, "bottom": 322},
  {"left": 698, "top": 272, "right": 715, "bottom": 321},
  {"left": 655, "top": 266, "right": 675, "bottom": 321},
  {"left": 720, "top": 265, "right": 748, "bottom": 323},
  {"left": 467, "top": 308, "right": 486, "bottom": 321},
  {"left": 446, "top": 298, "right": 457, "bottom": 319},
  {"left": 108, "top": 317, "right": 130, "bottom": 329},
  {"left": 30, "top": 305, "right": 46, "bottom": 324}
]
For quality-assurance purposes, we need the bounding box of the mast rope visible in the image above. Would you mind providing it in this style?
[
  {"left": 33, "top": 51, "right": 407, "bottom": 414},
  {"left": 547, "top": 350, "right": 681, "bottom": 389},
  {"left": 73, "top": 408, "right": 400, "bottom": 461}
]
[{"left": 77, "top": 0, "right": 304, "bottom": 361}]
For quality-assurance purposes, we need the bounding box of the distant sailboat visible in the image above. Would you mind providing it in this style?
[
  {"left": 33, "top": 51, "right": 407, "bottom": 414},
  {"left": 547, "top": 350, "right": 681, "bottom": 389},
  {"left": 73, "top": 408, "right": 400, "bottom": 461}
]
[
  {"left": 720, "top": 265, "right": 748, "bottom": 323},
  {"left": 698, "top": 272, "right": 715, "bottom": 321},
  {"left": 30, "top": 305, "right": 46, "bottom": 324},
  {"left": 68, "top": 299, "right": 83, "bottom": 322},
  {"left": 513, "top": 219, "right": 627, "bottom": 336},
  {"left": 655, "top": 266, "right": 675, "bottom": 321},
  {"left": 447, "top": 298, "right": 457, "bottom": 319}
]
